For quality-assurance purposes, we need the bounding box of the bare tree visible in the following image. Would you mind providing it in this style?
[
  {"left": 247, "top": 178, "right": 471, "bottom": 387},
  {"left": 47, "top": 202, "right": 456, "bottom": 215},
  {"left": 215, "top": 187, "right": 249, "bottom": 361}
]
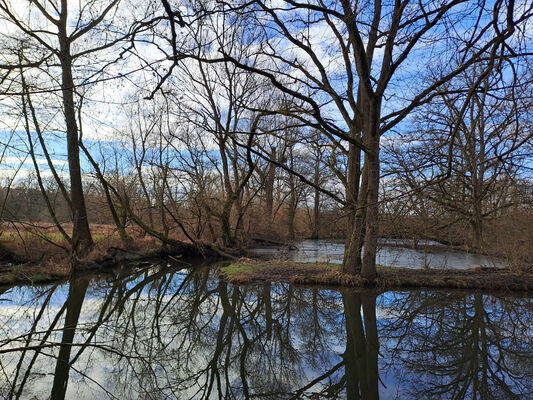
[
  {"left": 386, "top": 65, "right": 533, "bottom": 248},
  {"left": 0, "top": 0, "right": 153, "bottom": 259},
  {"left": 169, "top": 0, "right": 533, "bottom": 279}
]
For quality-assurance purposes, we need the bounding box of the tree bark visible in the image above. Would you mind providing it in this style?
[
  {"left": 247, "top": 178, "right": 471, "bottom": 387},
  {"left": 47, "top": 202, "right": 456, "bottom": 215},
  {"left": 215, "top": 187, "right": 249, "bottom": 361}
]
[
  {"left": 265, "top": 146, "right": 276, "bottom": 232},
  {"left": 311, "top": 150, "right": 320, "bottom": 239},
  {"left": 58, "top": 1, "right": 93, "bottom": 258},
  {"left": 361, "top": 99, "right": 381, "bottom": 281}
]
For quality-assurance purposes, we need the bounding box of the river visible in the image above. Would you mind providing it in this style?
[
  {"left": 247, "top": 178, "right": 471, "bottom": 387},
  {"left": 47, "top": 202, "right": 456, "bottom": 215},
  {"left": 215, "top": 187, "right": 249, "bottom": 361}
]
[
  {"left": 248, "top": 239, "right": 506, "bottom": 269},
  {"left": 0, "top": 262, "right": 530, "bottom": 399}
]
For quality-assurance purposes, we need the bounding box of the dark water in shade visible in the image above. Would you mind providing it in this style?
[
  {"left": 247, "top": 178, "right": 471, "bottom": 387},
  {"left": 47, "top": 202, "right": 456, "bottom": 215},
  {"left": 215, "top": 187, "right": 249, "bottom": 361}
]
[{"left": 0, "top": 264, "right": 531, "bottom": 399}]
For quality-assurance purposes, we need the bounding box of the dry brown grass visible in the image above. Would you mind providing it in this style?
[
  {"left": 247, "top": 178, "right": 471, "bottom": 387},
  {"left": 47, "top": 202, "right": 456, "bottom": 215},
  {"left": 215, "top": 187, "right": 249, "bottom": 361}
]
[
  {"left": 0, "top": 222, "right": 160, "bottom": 262},
  {"left": 0, "top": 222, "right": 169, "bottom": 287}
]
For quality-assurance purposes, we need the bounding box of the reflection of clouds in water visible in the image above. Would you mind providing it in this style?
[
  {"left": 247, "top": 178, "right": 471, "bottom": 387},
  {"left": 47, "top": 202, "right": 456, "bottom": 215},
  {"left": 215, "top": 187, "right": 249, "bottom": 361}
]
[
  {"left": 0, "top": 272, "right": 345, "bottom": 399},
  {"left": 0, "top": 269, "right": 531, "bottom": 399},
  {"left": 249, "top": 239, "right": 506, "bottom": 269}
]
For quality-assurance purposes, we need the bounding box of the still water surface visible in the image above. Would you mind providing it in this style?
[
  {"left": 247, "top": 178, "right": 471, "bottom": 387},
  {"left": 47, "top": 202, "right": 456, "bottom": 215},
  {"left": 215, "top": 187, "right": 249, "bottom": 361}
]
[
  {"left": 248, "top": 239, "right": 506, "bottom": 269},
  {"left": 0, "top": 264, "right": 531, "bottom": 399}
]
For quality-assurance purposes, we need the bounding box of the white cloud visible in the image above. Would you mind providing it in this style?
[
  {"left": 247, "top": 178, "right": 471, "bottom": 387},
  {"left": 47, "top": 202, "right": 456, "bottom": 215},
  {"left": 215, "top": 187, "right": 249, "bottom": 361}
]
[{"left": 0, "top": 156, "right": 68, "bottom": 167}]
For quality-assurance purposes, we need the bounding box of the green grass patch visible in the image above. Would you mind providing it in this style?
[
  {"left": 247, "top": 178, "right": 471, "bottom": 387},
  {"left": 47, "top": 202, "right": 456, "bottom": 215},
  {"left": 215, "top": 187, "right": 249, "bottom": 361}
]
[
  {"left": 220, "top": 263, "right": 257, "bottom": 280},
  {"left": 28, "top": 273, "right": 53, "bottom": 282},
  {"left": 220, "top": 260, "right": 340, "bottom": 284}
]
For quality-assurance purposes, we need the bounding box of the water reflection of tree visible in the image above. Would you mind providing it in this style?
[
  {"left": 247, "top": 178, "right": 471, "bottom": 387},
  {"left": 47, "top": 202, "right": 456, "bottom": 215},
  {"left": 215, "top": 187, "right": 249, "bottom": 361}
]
[
  {"left": 50, "top": 277, "right": 89, "bottom": 399},
  {"left": 0, "top": 268, "right": 356, "bottom": 398},
  {"left": 1, "top": 270, "right": 531, "bottom": 399},
  {"left": 343, "top": 291, "right": 379, "bottom": 400},
  {"left": 379, "top": 291, "right": 533, "bottom": 399}
]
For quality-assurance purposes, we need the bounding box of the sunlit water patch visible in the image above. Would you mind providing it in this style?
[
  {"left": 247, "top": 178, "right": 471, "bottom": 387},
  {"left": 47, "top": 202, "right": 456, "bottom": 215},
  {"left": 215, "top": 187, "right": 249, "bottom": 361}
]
[{"left": 248, "top": 239, "right": 506, "bottom": 269}]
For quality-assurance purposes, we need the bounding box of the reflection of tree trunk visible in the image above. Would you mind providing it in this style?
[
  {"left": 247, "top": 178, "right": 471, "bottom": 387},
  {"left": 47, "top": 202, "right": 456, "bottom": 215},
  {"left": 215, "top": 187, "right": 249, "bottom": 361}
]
[
  {"left": 343, "top": 290, "right": 379, "bottom": 400},
  {"left": 263, "top": 283, "right": 273, "bottom": 339},
  {"left": 219, "top": 282, "right": 252, "bottom": 398},
  {"left": 204, "top": 281, "right": 232, "bottom": 398},
  {"left": 344, "top": 291, "right": 362, "bottom": 399},
  {"left": 50, "top": 277, "right": 89, "bottom": 400},
  {"left": 473, "top": 293, "right": 490, "bottom": 398},
  {"left": 362, "top": 293, "right": 379, "bottom": 400}
]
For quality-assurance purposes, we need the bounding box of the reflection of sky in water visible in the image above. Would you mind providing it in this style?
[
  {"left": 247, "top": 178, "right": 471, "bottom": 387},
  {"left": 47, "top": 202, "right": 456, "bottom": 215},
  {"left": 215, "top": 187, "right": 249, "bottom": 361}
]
[
  {"left": 0, "top": 268, "right": 530, "bottom": 399},
  {"left": 248, "top": 239, "right": 506, "bottom": 269}
]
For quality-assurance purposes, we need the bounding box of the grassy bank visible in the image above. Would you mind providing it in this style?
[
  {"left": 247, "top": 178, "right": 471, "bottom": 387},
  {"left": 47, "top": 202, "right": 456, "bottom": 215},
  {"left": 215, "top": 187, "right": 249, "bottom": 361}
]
[{"left": 220, "top": 260, "right": 533, "bottom": 291}]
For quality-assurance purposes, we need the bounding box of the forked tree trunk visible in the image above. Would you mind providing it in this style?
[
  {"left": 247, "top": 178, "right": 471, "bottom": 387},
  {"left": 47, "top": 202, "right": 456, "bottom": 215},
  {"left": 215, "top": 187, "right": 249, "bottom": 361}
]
[
  {"left": 342, "top": 97, "right": 381, "bottom": 281},
  {"left": 343, "top": 291, "right": 379, "bottom": 399}
]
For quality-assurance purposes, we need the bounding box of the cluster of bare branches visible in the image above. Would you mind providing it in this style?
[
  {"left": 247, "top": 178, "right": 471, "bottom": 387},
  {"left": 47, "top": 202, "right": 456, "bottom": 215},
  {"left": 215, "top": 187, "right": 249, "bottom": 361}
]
[{"left": 0, "top": 0, "right": 532, "bottom": 275}]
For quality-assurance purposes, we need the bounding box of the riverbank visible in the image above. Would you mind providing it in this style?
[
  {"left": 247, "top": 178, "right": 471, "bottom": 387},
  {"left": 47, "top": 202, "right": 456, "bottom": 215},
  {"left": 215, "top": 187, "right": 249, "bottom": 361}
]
[
  {"left": 0, "top": 240, "right": 219, "bottom": 287},
  {"left": 220, "top": 260, "right": 533, "bottom": 291}
]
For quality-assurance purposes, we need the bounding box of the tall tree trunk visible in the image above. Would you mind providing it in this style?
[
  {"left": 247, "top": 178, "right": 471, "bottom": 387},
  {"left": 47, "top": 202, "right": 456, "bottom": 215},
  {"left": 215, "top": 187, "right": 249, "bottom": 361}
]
[
  {"left": 343, "top": 165, "right": 368, "bottom": 275},
  {"left": 311, "top": 151, "right": 320, "bottom": 239},
  {"left": 342, "top": 133, "right": 363, "bottom": 275},
  {"left": 265, "top": 147, "right": 276, "bottom": 232},
  {"left": 471, "top": 217, "right": 483, "bottom": 249},
  {"left": 58, "top": 1, "right": 92, "bottom": 258},
  {"left": 220, "top": 198, "right": 235, "bottom": 248},
  {"left": 288, "top": 172, "right": 296, "bottom": 241},
  {"left": 361, "top": 99, "right": 381, "bottom": 281}
]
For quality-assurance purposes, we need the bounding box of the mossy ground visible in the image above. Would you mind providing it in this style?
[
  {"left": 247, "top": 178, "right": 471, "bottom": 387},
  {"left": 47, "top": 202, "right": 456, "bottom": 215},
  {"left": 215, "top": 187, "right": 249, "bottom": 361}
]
[{"left": 220, "top": 260, "right": 533, "bottom": 291}]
